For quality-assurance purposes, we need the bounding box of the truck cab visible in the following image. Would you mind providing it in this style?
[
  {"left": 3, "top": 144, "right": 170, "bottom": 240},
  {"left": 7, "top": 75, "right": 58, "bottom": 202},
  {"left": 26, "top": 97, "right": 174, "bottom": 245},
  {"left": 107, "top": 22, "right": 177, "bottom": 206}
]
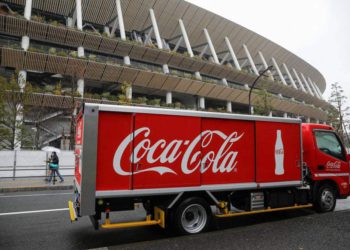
[{"left": 302, "top": 123, "right": 350, "bottom": 211}]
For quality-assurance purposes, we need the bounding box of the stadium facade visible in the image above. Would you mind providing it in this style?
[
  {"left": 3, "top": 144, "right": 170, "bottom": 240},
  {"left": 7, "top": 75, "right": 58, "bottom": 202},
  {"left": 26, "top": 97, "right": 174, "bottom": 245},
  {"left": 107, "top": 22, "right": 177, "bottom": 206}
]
[{"left": 0, "top": 0, "right": 332, "bottom": 149}]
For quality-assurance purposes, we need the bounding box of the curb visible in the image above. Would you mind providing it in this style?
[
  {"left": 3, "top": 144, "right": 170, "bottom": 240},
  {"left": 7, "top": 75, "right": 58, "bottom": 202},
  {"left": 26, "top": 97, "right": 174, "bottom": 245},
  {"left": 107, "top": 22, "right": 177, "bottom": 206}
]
[{"left": 0, "top": 185, "right": 73, "bottom": 193}]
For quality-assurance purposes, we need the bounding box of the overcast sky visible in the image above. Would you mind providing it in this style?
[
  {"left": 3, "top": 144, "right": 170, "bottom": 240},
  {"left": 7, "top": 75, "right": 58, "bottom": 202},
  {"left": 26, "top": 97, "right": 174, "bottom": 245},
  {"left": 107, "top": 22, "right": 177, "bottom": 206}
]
[{"left": 187, "top": 0, "right": 350, "bottom": 100}]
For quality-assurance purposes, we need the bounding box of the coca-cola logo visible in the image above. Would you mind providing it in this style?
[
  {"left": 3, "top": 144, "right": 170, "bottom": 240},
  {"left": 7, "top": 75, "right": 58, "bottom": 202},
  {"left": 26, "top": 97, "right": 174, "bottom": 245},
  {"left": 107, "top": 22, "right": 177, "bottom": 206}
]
[
  {"left": 275, "top": 149, "right": 284, "bottom": 154},
  {"left": 113, "top": 127, "right": 244, "bottom": 176},
  {"left": 326, "top": 161, "right": 341, "bottom": 169}
]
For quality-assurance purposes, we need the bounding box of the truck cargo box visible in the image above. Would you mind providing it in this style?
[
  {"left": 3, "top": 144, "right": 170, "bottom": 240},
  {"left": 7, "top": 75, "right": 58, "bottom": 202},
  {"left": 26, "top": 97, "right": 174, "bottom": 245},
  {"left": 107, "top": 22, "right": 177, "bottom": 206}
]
[{"left": 75, "top": 104, "right": 302, "bottom": 216}]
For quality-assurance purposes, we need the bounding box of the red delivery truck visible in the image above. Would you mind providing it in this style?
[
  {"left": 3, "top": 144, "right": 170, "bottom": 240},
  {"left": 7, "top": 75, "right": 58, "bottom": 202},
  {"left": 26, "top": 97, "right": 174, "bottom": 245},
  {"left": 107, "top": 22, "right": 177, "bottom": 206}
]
[{"left": 69, "top": 103, "right": 350, "bottom": 235}]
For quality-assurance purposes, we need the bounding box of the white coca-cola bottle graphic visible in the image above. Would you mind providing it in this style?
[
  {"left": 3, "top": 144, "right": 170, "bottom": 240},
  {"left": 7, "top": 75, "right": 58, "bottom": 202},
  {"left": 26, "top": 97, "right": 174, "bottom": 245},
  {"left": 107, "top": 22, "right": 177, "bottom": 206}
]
[{"left": 274, "top": 130, "right": 284, "bottom": 175}]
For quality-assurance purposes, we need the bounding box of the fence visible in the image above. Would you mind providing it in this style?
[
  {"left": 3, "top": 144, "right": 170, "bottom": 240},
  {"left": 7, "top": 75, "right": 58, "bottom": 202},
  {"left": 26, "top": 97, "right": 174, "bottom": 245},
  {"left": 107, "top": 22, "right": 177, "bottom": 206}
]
[{"left": 0, "top": 150, "right": 74, "bottom": 178}]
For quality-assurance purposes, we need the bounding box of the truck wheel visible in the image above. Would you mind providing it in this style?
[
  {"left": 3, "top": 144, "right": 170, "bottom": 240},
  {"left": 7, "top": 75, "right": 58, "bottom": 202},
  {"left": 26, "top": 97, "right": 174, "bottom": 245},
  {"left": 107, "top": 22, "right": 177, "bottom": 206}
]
[
  {"left": 314, "top": 185, "right": 337, "bottom": 213},
  {"left": 173, "top": 197, "right": 211, "bottom": 235}
]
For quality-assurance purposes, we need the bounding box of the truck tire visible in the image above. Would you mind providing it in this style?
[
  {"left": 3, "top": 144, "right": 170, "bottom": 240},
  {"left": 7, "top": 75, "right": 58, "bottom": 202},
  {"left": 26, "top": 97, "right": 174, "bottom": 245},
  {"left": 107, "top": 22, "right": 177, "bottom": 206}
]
[
  {"left": 173, "top": 197, "right": 211, "bottom": 235},
  {"left": 314, "top": 185, "right": 337, "bottom": 213}
]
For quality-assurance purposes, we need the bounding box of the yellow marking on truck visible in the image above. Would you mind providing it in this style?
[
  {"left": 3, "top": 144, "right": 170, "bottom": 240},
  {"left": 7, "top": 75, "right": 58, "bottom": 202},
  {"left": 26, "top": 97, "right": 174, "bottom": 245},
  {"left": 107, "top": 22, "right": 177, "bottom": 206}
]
[
  {"left": 215, "top": 204, "right": 313, "bottom": 218},
  {"left": 101, "top": 207, "right": 165, "bottom": 229},
  {"left": 68, "top": 200, "right": 77, "bottom": 222}
]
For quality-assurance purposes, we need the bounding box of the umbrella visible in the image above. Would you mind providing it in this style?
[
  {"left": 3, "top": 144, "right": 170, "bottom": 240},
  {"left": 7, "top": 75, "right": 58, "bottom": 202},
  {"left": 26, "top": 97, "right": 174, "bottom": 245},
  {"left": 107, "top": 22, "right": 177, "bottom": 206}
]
[{"left": 41, "top": 146, "right": 61, "bottom": 154}]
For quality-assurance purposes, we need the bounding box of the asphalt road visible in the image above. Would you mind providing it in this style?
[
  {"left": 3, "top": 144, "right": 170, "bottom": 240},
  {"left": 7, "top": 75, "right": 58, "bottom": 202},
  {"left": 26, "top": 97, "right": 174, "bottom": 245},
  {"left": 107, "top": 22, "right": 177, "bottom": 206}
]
[{"left": 1, "top": 190, "right": 350, "bottom": 250}]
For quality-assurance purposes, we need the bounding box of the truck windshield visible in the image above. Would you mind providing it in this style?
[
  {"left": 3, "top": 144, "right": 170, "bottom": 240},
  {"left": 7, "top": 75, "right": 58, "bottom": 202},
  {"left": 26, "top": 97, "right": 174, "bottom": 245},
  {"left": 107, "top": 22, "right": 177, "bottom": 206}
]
[{"left": 315, "top": 131, "right": 346, "bottom": 161}]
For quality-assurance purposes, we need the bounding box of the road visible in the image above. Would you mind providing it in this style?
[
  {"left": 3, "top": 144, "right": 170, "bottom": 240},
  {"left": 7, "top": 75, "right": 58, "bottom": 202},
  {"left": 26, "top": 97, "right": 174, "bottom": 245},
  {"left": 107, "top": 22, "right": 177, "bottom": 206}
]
[{"left": 1, "top": 190, "right": 350, "bottom": 250}]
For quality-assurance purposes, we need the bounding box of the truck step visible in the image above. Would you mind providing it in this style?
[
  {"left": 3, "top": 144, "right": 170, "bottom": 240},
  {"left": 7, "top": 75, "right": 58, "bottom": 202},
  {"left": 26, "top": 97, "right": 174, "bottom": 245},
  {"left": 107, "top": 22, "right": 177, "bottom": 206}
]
[{"left": 216, "top": 204, "right": 313, "bottom": 218}]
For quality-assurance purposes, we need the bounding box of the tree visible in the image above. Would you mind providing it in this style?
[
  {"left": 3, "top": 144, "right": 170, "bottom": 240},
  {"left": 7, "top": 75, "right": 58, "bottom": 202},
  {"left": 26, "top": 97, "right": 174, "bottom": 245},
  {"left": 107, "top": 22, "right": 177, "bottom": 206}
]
[
  {"left": 253, "top": 87, "right": 273, "bottom": 116},
  {"left": 328, "top": 82, "right": 350, "bottom": 146},
  {"left": 0, "top": 74, "right": 33, "bottom": 150}
]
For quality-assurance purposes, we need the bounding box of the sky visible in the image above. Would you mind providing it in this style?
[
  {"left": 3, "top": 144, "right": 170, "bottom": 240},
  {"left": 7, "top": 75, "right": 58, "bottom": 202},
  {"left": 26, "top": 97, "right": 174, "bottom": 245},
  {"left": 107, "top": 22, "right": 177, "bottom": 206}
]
[{"left": 187, "top": 0, "right": 350, "bottom": 101}]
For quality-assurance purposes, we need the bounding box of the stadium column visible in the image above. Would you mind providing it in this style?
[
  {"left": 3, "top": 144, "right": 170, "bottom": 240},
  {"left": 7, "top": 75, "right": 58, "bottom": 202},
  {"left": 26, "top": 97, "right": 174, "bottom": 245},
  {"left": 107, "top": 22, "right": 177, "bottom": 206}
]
[
  {"left": 308, "top": 77, "right": 321, "bottom": 99},
  {"left": 75, "top": 0, "right": 85, "bottom": 97},
  {"left": 114, "top": 0, "right": 132, "bottom": 100},
  {"left": 306, "top": 117, "right": 311, "bottom": 123},
  {"left": 312, "top": 80, "right": 324, "bottom": 99},
  {"left": 242, "top": 44, "right": 259, "bottom": 75},
  {"left": 300, "top": 73, "right": 314, "bottom": 96},
  {"left": 149, "top": 8, "right": 171, "bottom": 104},
  {"left": 224, "top": 37, "right": 241, "bottom": 71},
  {"left": 258, "top": 51, "right": 274, "bottom": 81},
  {"left": 282, "top": 64, "right": 298, "bottom": 89},
  {"left": 292, "top": 68, "right": 306, "bottom": 93},
  {"left": 178, "top": 19, "right": 202, "bottom": 81},
  {"left": 14, "top": 0, "right": 32, "bottom": 150},
  {"left": 271, "top": 57, "right": 287, "bottom": 86}
]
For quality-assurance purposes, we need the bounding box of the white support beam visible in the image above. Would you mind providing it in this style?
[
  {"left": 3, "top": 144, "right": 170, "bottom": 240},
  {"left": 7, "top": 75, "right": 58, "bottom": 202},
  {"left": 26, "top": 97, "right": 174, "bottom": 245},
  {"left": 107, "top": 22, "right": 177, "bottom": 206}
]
[
  {"left": 258, "top": 51, "right": 269, "bottom": 69},
  {"left": 313, "top": 81, "right": 324, "bottom": 99},
  {"left": 110, "top": 16, "right": 119, "bottom": 37},
  {"left": 226, "top": 101, "right": 232, "bottom": 113},
  {"left": 271, "top": 57, "right": 287, "bottom": 85},
  {"left": 203, "top": 28, "right": 219, "bottom": 64},
  {"left": 282, "top": 64, "right": 297, "bottom": 89},
  {"left": 308, "top": 77, "right": 321, "bottom": 99},
  {"left": 116, "top": 0, "right": 126, "bottom": 40},
  {"left": 166, "top": 92, "right": 172, "bottom": 104},
  {"left": 149, "top": 9, "right": 163, "bottom": 49},
  {"left": 76, "top": 0, "right": 83, "bottom": 31},
  {"left": 243, "top": 44, "right": 258, "bottom": 75},
  {"left": 199, "top": 45, "right": 208, "bottom": 58},
  {"left": 144, "top": 27, "right": 154, "bottom": 45},
  {"left": 179, "top": 19, "right": 194, "bottom": 57},
  {"left": 24, "top": 0, "right": 32, "bottom": 20},
  {"left": 220, "top": 52, "right": 230, "bottom": 65},
  {"left": 224, "top": 37, "right": 241, "bottom": 70},
  {"left": 173, "top": 36, "right": 183, "bottom": 52},
  {"left": 292, "top": 68, "right": 306, "bottom": 92},
  {"left": 300, "top": 73, "right": 314, "bottom": 96},
  {"left": 198, "top": 97, "right": 205, "bottom": 110}
]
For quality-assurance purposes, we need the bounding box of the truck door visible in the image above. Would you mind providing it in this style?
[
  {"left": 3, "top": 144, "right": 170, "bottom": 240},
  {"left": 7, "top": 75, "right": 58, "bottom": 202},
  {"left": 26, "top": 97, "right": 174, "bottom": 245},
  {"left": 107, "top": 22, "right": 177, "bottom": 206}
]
[
  {"left": 132, "top": 113, "right": 201, "bottom": 189},
  {"left": 313, "top": 130, "right": 349, "bottom": 180}
]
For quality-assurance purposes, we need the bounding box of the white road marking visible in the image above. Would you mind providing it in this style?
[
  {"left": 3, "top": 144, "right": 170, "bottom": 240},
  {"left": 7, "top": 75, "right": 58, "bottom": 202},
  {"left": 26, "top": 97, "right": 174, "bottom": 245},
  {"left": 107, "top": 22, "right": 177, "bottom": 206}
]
[
  {"left": 0, "top": 208, "right": 69, "bottom": 216},
  {"left": 0, "top": 192, "right": 71, "bottom": 198}
]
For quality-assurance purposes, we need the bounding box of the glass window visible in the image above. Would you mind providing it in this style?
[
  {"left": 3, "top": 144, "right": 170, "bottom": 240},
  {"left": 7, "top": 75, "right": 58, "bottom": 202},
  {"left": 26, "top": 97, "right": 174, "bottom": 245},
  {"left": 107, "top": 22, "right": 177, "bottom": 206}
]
[{"left": 315, "top": 131, "right": 345, "bottom": 161}]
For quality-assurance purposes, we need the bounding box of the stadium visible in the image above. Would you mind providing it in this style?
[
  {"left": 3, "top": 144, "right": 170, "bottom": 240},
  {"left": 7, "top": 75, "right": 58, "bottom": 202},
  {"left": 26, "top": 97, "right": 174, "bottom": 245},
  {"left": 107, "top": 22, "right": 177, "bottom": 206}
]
[{"left": 0, "top": 0, "right": 332, "bottom": 149}]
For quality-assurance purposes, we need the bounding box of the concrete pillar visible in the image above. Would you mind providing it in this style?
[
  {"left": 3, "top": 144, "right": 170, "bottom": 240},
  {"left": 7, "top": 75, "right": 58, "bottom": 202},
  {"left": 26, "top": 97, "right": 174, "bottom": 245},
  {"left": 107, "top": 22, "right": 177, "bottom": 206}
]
[
  {"left": 198, "top": 97, "right": 205, "bottom": 110},
  {"left": 282, "top": 63, "right": 297, "bottom": 89},
  {"left": 76, "top": 0, "right": 83, "bottom": 30},
  {"left": 67, "top": 17, "right": 74, "bottom": 28},
  {"left": 283, "top": 113, "right": 288, "bottom": 118},
  {"left": 203, "top": 29, "right": 219, "bottom": 64},
  {"left": 103, "top": 26, "right": 111, "bottom": 36},
  {"left": 179, "top": 19, "right": 194, "bottom": 57},
  {"left": 77, "top": 79, "right": 84, "bottom": 97},
  {"left": 226, "top": 101, "right": 232, "bottom": 113},
  {"left": 243, "top": 44, "right": 258, "bottom": 75},
  {"left": 225, "top": 37, "right": 241, "bottom": 71},
  {"left": 126, "top": 86, "right": 132, "bottom": 100},
  {"left": 124, "top": 56, "right": 131, "bottom": 65},
  {"left": 258, "top": 51, "right": 274, "bottom": 81},
  {"left": 269, "top": 111, "right": 273, "bottom": 117},
  {"left": 18, "top": 70, "right": 27, "bottom": 92},
  {"left": 306, "top": 117, "right": 311, "bottom": 123},
  {"left": 115, "top": 0, "right": 126, "bottom": 40},
  {"left": 166, "top": 92, "right": 172, "bottom": 104},
  {"left": 162, "top": 64, "right": 169, "bottom": 74},
  {"left": 250, "top": 106, "right": 254, "bottom": 115},
  {"left": 21, "top": 36, "right": 30, "bottom": 51},
  {"left": 222, "top": 78, "right": 228, "bottom": 86},
  {"left": 316, "top": 119, "right": 319, "bottom": 124},
  {"left": 292, "top": 68, "right": 306, "bottom": 92},
  {"left": 195, "top": 71, "right": 202, "bottom": 80},
  {"left": 149, "top": 9, "right": 163, "bottom": 49},
  {"left": 271, "top": 57, "right": 287, "bottom": 85},
  {"left": 24, "top": 0, "right": 32, "bottom": 20},
  {"left": 308, "top": 78, "right": 321, "bottom": 99},
  {"left": 300, "top": 73, "right": 314, "bottom": 96}
]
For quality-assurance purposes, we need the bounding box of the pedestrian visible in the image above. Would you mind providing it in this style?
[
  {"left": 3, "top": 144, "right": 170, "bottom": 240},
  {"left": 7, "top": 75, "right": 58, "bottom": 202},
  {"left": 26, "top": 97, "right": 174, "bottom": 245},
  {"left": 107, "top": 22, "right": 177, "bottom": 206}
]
[{"left": 47, "top": 152, "right": 64, "bottom": 183}]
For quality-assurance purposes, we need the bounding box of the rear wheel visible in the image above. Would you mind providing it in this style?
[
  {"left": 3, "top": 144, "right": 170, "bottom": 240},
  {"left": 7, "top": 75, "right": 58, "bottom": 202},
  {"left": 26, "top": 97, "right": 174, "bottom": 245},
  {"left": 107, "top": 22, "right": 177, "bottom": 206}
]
[
  {"left": 314, "top": 184, "right": 337, "bottom": 213},
  {"left": 173, "top": 197, "right": 211, "bottom": 235}
]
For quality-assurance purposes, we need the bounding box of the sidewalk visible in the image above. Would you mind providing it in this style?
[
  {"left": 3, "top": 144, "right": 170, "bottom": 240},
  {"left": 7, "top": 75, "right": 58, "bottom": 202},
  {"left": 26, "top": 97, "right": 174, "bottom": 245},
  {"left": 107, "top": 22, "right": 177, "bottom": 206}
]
[{"left": 0, "top": 176, "right": 74, "bottom": 193}]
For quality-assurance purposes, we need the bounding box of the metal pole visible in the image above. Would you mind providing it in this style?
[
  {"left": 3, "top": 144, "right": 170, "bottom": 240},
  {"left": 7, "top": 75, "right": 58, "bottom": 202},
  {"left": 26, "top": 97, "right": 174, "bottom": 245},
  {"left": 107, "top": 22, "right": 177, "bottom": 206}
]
[
  {"left": 12, "top": 150, "right": 17, "bottom": 180},
  {"left": 248, "top": 65, "right": 273, "bottom": 115}
]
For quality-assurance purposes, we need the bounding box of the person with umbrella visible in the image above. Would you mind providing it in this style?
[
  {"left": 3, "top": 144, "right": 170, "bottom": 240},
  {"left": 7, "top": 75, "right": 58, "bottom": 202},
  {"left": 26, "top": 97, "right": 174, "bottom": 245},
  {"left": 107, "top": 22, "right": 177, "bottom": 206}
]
[{"left": 47, "top": 151, "right": 64, "bottom": 183}]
